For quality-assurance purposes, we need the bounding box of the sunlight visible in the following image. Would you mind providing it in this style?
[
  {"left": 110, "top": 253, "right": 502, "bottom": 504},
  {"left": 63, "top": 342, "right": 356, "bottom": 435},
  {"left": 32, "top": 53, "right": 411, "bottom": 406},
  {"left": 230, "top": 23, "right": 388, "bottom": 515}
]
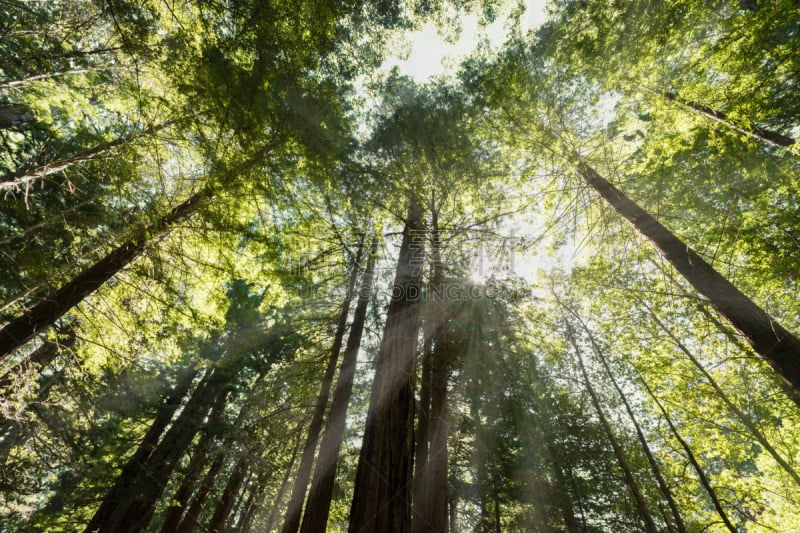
[{"left": 382, "top": 1, "right": 549, "bottom": 82}]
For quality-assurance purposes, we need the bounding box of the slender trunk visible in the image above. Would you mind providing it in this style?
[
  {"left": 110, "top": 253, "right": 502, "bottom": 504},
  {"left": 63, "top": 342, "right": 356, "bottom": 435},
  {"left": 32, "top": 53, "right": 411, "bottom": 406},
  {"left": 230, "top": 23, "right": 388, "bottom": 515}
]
[
  {"left": 265, "top": 439, "right": 303, "bottom": 532},
  {"left": 575, "top": 161, "right": 800, "bottom": 404},
  {"left": 413, "top": 209, "right": 449, "bottom": 533},
  {"left": 175, "top": 453, "right": 226, "bottom": 533},
  {"left": 566, "top": 325, "right": 659, "bottom": 533},
  {"left": 0, "top": 120, "right": 176, "bottom": 192},
  {"left": 0, "top": 368, "right": 65, "bottom": 457},
  {"left": 638, "top": 299, "right": 800, "bottom": 487},
  {"left": 637, "top": 371, "right": 737, "bottom": 532},
  {"left": 349, "top": 200, "right": 425, "bottom": 533},
  {"left": 0, "top": 326, "right": 75, "bottom": 395},
  {"left": 299, "top": 237, "right": 378, "bottom": 533},
  {"left": 657, "top": 90, "right": 796, "bottom": 151},
  {"left": 0, "top": 104, "right": 31, "bottom": 129},
  {"left": 0, "top": 67, "right": 126, "bottom": 89},
  {"left": 281, "top": 240, "right": 365, "bottom": 533},
  {"left": 449, "top": 493, "right": 458, "bottom": 533},
  {"left": 207, "top": 458, "right": 248, "bottom": 533},
  {"left": 234, "top": 472, "right": 267, "bottom": 532},
  {"left": 84, "top": 371, "right": 227, "bottom": 532},
  {"left": 544, "top": 443, "right": 582, "bottom": 533},
  {"left": 566, "top": 307, "right": 687, "bottom": 533},
  {"left": 413, "top": 307, "right": 434, "bottom": 511},
  {"left": 0, "top": 187, "right": 211, "bottom": 361},
  {"left": 158, "top": 389, "right": 229, "bottom": 533}
]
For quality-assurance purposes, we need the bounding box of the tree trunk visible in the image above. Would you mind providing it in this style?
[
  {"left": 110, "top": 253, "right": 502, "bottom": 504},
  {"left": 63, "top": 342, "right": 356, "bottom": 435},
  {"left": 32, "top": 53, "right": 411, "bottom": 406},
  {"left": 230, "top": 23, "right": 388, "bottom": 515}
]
[
  {"left": 158, "top": 388, "right": 229, "bottom": 533},
  {"left": 265, "top": 438, "right": 303, "bottom": 532},
  {"left": 175, "top": 453, "right": 226, "bottom": 533},
  {"left": 657, "top": 90, "right": 796, "bottom": 151},
  {"left": 207, "top": 458, "right": 248, "bottom": 533},
  {"left": 349, "top": 200, "right": 425, "bottom": 533},
  {"left": 0, "top": 67, "right": 125, "bottom": 89},
  {"left": 636, "top": 371, "right": 737, "bottom": 532},
  {"left": 0, "top": 326, "right": 75, "bottom": 395},
  {"left": 413, "top": 209, "right": 449, "bottom": 533},
  {"left": 638, "top": 299, "right": 800, "bottom": 487},
  {"left": 84, "top": 371, "right": 227, "bottom": 532},
  {"left": 0, "top": 186, "right": 211, "bottom": 362},
  {"left": 233, "top": 472, "right": 267, "bottom": 533},
  {"left": 566, "top": 306, "right": 687, "bottom": 533},
  {"left": 299, "top": 236, "right": 378, "bottom": 533},
  {"left": 575, "top": 161, "right": 800, "bottom": 403},
  {"left": 0, "top": 120, "right": 175, "bottom": 192},
  {"left": 0, "top": 103, "right": 31, "bottom": 129},
  {"left": 566, "top": 324, "right": 659, "bottom": 533},
  {"left": 280, "top": 240, "right": 365, "bottom": 533}
]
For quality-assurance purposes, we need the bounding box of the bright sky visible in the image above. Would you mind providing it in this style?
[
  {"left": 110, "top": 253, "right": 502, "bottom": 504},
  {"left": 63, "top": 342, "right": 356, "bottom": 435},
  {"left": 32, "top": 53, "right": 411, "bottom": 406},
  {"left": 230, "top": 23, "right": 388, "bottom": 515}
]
[{"left": 382, "top": 1, "right": 549, "bottom": 82}]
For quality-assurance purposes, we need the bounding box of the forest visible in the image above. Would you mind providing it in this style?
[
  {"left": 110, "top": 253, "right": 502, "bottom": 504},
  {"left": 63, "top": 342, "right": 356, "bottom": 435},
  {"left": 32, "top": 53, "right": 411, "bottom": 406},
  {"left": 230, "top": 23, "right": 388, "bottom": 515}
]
[{"left": 1, "top": 0, "right": 800, "bottom": 531}]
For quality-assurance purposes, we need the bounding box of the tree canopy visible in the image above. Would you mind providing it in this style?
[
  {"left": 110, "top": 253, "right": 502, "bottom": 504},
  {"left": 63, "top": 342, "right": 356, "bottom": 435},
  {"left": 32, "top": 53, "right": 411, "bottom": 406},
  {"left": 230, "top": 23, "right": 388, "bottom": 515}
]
[{"left": 2, "top": 0, "right": 800, "bottom": 531}]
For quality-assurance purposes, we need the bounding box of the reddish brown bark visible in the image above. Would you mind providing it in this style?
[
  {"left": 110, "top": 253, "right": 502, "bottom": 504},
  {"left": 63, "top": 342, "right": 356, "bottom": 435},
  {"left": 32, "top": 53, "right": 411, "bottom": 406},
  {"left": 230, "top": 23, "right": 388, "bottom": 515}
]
[
  {"left": 349, "top": 201, "right": 425, "bottom": 533},
  {"left": 659, "top": 91, "right": 796, "bottom": 151},
  {"left": 281, "top": 240, "right": 365, "bottom": 533},
  {"left": 299, "top": 236, "right": 378, "bottom": 533},
  {"left": 0, "top": 187, "right": 211, "bottom": 361},
  {"left": 576, "top": 161, "right": 800, "bottom": 403}
]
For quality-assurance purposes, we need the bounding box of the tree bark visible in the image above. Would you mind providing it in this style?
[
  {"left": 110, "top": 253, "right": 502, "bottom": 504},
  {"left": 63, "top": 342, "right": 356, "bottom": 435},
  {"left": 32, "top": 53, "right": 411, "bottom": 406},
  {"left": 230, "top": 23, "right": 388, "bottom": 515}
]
[
  {"left": 638, "top": 299, "right": 800, "bottom": 487},
  {"left": 280, "top": 239, "right": 365, "bottom": 533},
  {"left": 349, "top": 200, "right": 425, "bottom": 533},
  {"left": 84, "top": 370, "right": 226, "bottom": 532},
  {"left": 0, "top": 103, "right": 31, "bottom": 129},
  {"left": 207, "top": 458, "right": 248, "bottom": 533},
  {"left": 175, "top": 452, "right": 226, "bottom": 533},
  {"left": 299, "top": 236, "right": 378, "bottom": 533},
  {"left": 412, "top": 209, "right": 449, "bottom": 533},
  {"left": 0, "top": 326, "right": 75, "bottom": 396},
  {"left": 566, "top": 324, "right": 659, "bottom": 533},
  {"left": 264, "top": 438, "right": 302, "bottom": 532},
  {"left": 575, "top": 161, "right": 800, "bottom": 404},
  {"left": 158, "top": 388, "right": 229, "bottom": 533},
  {"left": 657, "top": 90, "right": 796, "bottom": 151},
  {"left": 0, "top": 186, "right": 211, "bottom": 362},
  {"left": 0, "top": 120, "right": 175, "bottom": 192},
  {"left": 636, "top": 371, "right": 737, "bottom": 532}
]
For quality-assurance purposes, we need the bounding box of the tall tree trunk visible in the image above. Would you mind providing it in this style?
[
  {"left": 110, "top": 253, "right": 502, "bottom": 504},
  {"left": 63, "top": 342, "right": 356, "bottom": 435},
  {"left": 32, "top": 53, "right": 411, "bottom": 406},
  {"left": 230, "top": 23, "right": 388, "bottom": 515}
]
[
  {"left": 0, "top": 186, "right": 211, "bottom": 362},
  {"left": 299, "top": 236, "right": 378, "bottom": 533},
  {"left": 84, "top": 371, "right": 227, "bottom": 532},
  {"left": 349, "top": 200, "right": 425, "bottom": 533},
  {"left": 81, "top": 365, "right": 201, "bottom": 526},
  {"left": 657, "top": 90, "right": 796, "bottom": 151},
  {"left": 638, "top": 299, "right": 800, "bottom": 487},
  {"left": 264, "top": 438, "right": 302, "bottom": 533},
  {"left": 566, "top": 324, "right": 659, "bottom": 533},
  {"left": 575, "top": 161, "right": 800, "bottom": 403},
  {"left": 636, "top": 370, "right": 737, "bottom": 532},
  {"left": 175, "top": 452, "right": 226, "bottom": 533},
  {"left": 413, "top": 208, "right": 449, "bottom": 533},
  {"left": 234, "top": 471, "right": 268, "bottom": 533},
  {"left": 0, "top": 120, "right": 175, "bottom": 192},
  {"left": 280, "top": 239, "right": 365, "bottom": 533},
  {"left": 565, "top": 305, "right": 687, "bottom": 533},
  {"left": 158, "top": 388, "right": 229, "bottom": 533},
  {"left": 207, "top": 458, "right": 248, "bottom": 533}
]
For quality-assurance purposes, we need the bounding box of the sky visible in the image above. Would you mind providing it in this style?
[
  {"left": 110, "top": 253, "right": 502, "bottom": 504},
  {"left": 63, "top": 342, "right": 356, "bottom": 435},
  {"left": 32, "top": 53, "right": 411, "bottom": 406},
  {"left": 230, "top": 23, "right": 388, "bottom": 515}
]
[{"left": 382, "top": 0, "right": 550, "bottom": 82}]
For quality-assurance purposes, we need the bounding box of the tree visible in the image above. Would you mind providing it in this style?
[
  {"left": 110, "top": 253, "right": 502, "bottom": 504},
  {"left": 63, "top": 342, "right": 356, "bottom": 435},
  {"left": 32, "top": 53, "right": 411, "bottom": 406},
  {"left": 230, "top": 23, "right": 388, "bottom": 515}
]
[
  {"left": 300, "top": 235, "right": 378, "bottom": 533},
  {"left": 349, "top": 199, "right": 425, "bottom": 533}
]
